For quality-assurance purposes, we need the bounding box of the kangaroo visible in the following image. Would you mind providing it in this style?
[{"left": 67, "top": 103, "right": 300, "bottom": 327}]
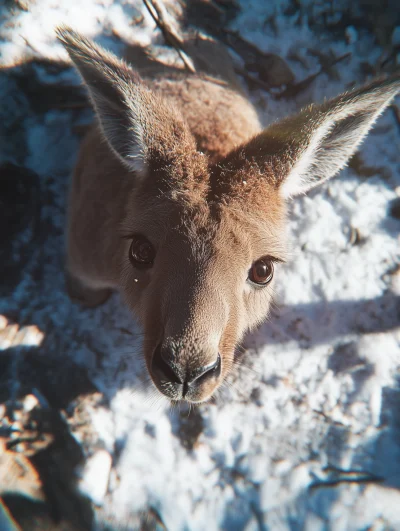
[{"left": 57, "top": 27, "right": 400, "bottom": 403}]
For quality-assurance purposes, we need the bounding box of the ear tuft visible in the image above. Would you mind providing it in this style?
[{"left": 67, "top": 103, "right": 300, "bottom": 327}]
[{"left": 56, "top": 26, "right": 137, "bottom": 85}]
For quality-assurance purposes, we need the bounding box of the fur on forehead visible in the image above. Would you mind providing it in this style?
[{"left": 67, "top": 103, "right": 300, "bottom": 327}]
[
  {"left": 130, "top": 180, "right": 287, "bottom": 260},
  {"left": 205, "top": 163, "right": 287, "bottom": 230},
  {"left": 136, "top": 147, "right": 286, "bottom": 219},
  {"left": 207, "top": 144, "right": 289, "bottom": 211},
  {"left": 136, "top": 144, "right": 209, "bottom": 201}
]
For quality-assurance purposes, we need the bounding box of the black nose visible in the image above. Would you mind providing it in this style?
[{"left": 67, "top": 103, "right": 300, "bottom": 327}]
[{"left": 151, "top": 345, "right": 221, "bottom": 391}]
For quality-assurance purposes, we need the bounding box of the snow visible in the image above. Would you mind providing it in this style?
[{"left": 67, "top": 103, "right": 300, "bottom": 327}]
[
  {"left": 1, "top": 0, "right": 400, "bottom": 529},
  {"left": 79, "top": 449, "right": 113, "bottom": 506}
]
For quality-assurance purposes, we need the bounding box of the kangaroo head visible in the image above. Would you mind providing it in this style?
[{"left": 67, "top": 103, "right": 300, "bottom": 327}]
[{"left": 58, "top": 28, "right": 400, "bottom": 403}]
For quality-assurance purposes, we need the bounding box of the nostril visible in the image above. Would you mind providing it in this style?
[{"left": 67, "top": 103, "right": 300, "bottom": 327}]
[
  {"left": 187, "top": 353, "right": 221, "bottom": 385},
  {"left": 152, "top": 345, "right": 183, "bottom": 384}
]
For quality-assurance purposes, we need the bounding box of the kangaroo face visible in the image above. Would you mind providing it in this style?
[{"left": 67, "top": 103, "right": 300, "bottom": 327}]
[
  {"left": 57, "top": 27, "right": 400, "bottom": 403},
  {"left": 120, "top": 193, "right": 286, "bottom": 402}
]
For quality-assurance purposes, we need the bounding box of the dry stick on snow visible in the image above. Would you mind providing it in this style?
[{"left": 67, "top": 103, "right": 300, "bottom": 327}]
[
  {"left": 142, "top": 0, "right": 196, "bottom": 73},
  {"left": 309, "top": 465, "right": 384, "bottom": 491},
  {"left": 235, "top": 52, "right": 350, "bottom": 98},
  {"left": 309, "top": 474, "right": 384, "bottom": 491},
  {"left": 234, "top": 65, "right": 273, "bottom": 92},
  {"left": 221, "top": 28, "right": 294, "bottom": 88},
  {"left": 278, "top": 51, "right": 352, "bottom": 99},
  {"left": 21, "top": 36, "right": 41, "bottom": 54},
  {"left": 221, "top": 28, "right": 350, "bottom": 97}
]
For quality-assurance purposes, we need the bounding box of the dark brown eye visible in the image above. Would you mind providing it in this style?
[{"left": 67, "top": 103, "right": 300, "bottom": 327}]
[
  {"left": 248, "top": 258, "right": 274, "bottom": 286},
  {"left": 129, "top": 235, "right": 155, "bottom": 268}
]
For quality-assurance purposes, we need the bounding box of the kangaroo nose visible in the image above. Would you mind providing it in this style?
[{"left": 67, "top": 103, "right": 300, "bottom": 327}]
[{"left": 151, "top": 344, "right": 221, "bottom": 394}]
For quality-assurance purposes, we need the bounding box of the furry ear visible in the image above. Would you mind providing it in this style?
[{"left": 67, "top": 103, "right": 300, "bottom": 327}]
[
  {"left": 221, "top": 76, "right": 400, "bottom": 199},
  {"left": 56, "top": 26, "right": 193, "bottom": 177}
]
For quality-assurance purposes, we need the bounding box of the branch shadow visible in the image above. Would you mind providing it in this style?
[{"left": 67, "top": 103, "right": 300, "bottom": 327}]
[{"left": 248, "top": 292, "right": 400, "bottom": 351}]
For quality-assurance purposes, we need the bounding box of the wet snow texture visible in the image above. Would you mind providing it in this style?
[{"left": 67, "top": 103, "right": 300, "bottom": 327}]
[{"left": 1, "top": 0, "right": 400, "bottom": 529}]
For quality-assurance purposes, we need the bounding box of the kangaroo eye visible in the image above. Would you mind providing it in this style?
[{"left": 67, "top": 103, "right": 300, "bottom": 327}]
[
  {"left": 129, "top": 235, "right": 155, "bottom": 268},
  {"left": 248, "top": 258, "right": 274, "bottom": 286}
]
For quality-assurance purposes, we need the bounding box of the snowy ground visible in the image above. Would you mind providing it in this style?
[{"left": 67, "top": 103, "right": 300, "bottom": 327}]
[{"left": 1, "top": 0, "right": 400, "bottom": 530}]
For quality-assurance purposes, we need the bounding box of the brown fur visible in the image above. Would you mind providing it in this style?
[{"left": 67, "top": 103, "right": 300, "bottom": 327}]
[{"left": 57, "top": 27, "right": 400, "bottom": 402}]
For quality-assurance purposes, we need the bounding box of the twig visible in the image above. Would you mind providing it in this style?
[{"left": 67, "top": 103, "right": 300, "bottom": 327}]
[
  {"left": 234, "top": 66, "right": 272, "bottom": 92},
  {"left": 204, "top": 0, "right": 225, "bottom": 16},
  {"left": 222, "top": 29, "right": 271, "bottom": 61},
  {"left": 381, "top": 45, "right": 400, "bottom": 68},
  {"left": 222, "top": 28, "right": 294, "bottom": 88},
  {"left": 21, "top": 36, "right": 40, "bottom": 54},
  {"left": 309, "top": 464, "right": 384, "bottom": 491},
  {"left": 309, "top": 475, "right": 384, "bottom": 491},
  {"left": 142, "top": 0, "right": 196, "bottom": 73},
  {"left": 278, "top": 52, "right": 351, "bottom": 99},
  {"left": 312, "top": 408, "right": 347, "bottom": 427}
]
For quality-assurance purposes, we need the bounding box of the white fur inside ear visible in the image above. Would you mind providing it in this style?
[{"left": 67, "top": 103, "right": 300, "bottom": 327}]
[
  {"left": 123, "top": 120, "right": 147, "bottom": 176},
  {"left": 93, "top": 94, "right": 149, "bottom": 177},
  {"left": 124, "top": 151, "right": 147, "bottom": 176},
  {"left": 281, "top": 119, "right": 333, "bottom": 198},
  {"left": 280, "top": 98, "right": 395, "bottom": 200},
  {"left": 96, "top": 115, "right": 148, "bottom": 177}
]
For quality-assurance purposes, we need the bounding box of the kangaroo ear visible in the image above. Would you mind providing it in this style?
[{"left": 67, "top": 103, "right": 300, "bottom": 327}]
[
  {"left": 223, "top": 76, "right": 400, "bottom": 199},
  {"left": 56, "top": 27, "right": 193, "bottom": 177}
]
